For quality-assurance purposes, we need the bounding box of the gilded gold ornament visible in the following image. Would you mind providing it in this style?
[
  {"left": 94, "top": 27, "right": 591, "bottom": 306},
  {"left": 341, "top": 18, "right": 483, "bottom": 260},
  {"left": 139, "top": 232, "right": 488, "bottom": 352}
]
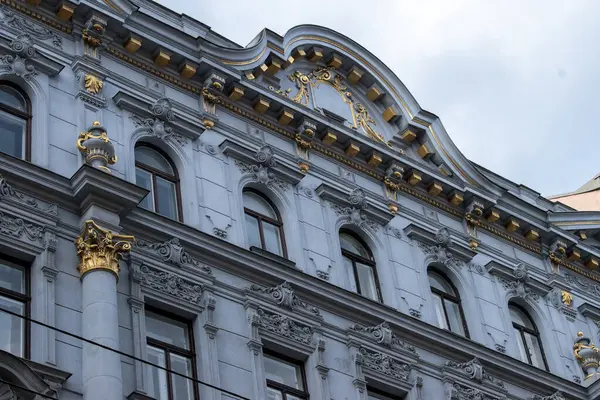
[
  {"left": 74, "top": 220, "right": 135, "bottom": 280},
  {"left": 84, "top": 74, "right": 103, "bottom": 94}
]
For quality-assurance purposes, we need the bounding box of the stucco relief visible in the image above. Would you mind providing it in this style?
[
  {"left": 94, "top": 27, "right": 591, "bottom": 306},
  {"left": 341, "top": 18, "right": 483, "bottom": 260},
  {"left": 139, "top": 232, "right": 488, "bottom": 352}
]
[
  {"left": 444, "top": 358, "right": 504, "bottom": 388},
  {"left": 254, "top": 308, "right": 313, "bottom": 345},
  {"left": 135, "top": 263, "right": 203, "bottom": 305},
  {"left": 0, "top": 6, "right": 62, "bottom": 48},
  {"left": 136, "top": 237, "right": 212, "bottom": 275},
  {"left": 349, "top": 321, "right": 416, "bottom": 353},
  {"left": 444, "top": 382, "right": 502, "bottom": 400},
  {"left": 356, "top": 346, "right": 412, "bottom": 382},
  {"left": 249, "top": 281, "right": 322, "bottom": 318},
  {"left": 529, "top": 392, "right": 565, "bottom": 400},
  {"left": 0, "top": 211, "right": 44, "bottom": 243},
  {"left": 130, "top": 97, "right": 188, "bottom": 146},
  {"left": 0, "top": 34, "right": 37, "bottom": 80},
  {"left": 331, "top": 188, "right": 379, "bottom": 232},
  {"left": 235, "top": 145, "right": 289, "bottom": 191},
  {"left": 0, "top": 174, "right": 58, "bottom": 215},
  {"left": 497, "top": 264, "right": 539, "bottom": 302},
  {"left": 417, "top": 228, "right": 463, "bottom": 269}
]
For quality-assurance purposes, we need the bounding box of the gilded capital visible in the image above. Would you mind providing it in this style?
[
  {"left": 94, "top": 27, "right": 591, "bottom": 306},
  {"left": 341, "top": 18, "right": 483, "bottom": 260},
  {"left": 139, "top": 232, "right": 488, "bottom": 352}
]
[{"left": 75, "top": 220, "right": 135, "bottom": 280}]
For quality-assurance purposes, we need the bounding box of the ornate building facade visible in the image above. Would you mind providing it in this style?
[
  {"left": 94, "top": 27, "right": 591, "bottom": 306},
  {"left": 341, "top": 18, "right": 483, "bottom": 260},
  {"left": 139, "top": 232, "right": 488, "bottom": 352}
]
[{"left": 1, "top": 1, "right": 600, "bottom": 400}]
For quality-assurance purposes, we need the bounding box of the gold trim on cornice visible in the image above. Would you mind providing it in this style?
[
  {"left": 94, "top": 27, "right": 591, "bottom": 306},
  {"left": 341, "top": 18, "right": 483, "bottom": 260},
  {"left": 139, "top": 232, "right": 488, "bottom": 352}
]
[
  {"left": 220, "top": 47, "right": 267, "bottom": 66},
  {"left": 104, "top": 0, "right": 125, "bottom": 14},
  {"left": 105, "top": 37, "right": 574, "bottom": 265},
  {"left": 553, "top": 221, "right": 600, "bottom": 226},
  {"left": 1, "top": 0, "right": 72, "bottom": 33},
  {"left": 106, "top": 47, "right": 202, "bottom": 94}
]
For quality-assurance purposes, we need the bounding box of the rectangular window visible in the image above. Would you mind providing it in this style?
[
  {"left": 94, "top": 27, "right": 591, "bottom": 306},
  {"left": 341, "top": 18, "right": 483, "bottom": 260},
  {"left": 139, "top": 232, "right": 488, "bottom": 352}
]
[
  {"left": 0, "top": 258, "right": 29, "bottom": 358},
  {"left": 367, "top": 387, "right": 401, "bottom": 400},
  {"left": 145, "top": 308, "right": 198, "bottom": 400},
  {"left": 264, "top": 352, "right": 308, "bottom": 400}
]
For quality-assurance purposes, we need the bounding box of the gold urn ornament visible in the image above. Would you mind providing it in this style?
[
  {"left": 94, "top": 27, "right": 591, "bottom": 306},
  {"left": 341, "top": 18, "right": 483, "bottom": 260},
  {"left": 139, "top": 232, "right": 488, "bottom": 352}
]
[
  {"left": 77, "top": 121, "right": 117, "bottom": 173},
  {"left": 75, "top": 220, "right": 135, "bottom": 280},
  {"left": 574, "top": 332, "right": 600, "bottom": 379}
]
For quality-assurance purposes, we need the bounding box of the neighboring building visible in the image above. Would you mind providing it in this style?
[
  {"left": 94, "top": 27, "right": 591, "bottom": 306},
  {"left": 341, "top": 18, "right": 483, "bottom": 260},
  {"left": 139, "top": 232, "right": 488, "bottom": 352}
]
[
  {"left": 550, "top": 174, "right": 600, "bottom": 211},
  {"left": 3, "top": 1, "right": 600, "bottom": 400}
]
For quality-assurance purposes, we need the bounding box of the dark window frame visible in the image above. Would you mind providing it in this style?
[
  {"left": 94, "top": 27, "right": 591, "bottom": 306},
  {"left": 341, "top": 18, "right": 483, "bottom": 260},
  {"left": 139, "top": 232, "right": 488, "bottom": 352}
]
[
  {"left": 366, "top": 386, "right": 400, "bottom": 400},
  {"left": 145, "top": 306, "right": 199, "bottom": 400},
  {"left": 0, "top": 81, "right": 32, "bottom": 161},
  {"left": 0, "top": 255, "right": 30, "bottom": 359},
  {"left": 263, "top": 349, "right": 309, "bottom": 400},
  {"left": 428, "top": 268, "right": 470, "bottom": 338},
  {"left": 340, "top": 229, "right": 382, "bottom": 302},
  {"left": 243, "top": 188, "right": 287, "bottom": 258},
  {"left": 509, "top": 302, "right": 549, "bottom": 371},
  {"left": 135, "top": 143, "right": 183, "bottom": 222}
]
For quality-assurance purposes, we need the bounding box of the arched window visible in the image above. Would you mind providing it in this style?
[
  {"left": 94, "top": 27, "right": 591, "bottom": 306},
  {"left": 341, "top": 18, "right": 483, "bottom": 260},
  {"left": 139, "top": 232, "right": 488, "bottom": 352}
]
[
  {"left": 0, "top": 82, "right": 31, "bottom": 160},
  {"left": 428, "top": 269, "right": 469, "bottom": 337},
  {"left": 135, "top": 144, "right": 182, "bottom": 221},
  {"left": 243, "top": 189, "right": 286, "bottom": 257},
  {"left": 340, "top": 230, "right": 381, "bottom": 302},
  {"left": 509, "top": 303, "right": 548, "bottom": 370}
]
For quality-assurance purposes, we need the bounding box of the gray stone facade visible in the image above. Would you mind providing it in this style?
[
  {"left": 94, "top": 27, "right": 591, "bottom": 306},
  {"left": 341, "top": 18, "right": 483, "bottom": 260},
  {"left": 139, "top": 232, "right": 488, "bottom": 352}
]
[{"left": 0, "top": 1, "right": 599, "bottom": 400}]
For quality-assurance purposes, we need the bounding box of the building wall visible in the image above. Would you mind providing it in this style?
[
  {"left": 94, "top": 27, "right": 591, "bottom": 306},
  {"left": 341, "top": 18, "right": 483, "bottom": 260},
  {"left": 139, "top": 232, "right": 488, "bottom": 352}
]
[
  {"left": 552, "top": 191, "right": 600, "bottom": 212},
  {"left": 0, "top": 2, "right": 598, "bottom": 400}
]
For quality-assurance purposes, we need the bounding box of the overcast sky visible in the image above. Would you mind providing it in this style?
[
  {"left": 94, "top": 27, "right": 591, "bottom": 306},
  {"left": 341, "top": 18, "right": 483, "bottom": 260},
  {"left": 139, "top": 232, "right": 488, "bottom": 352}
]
[{"left": 166, "top": 0, "right": 600, "bottom": 197}]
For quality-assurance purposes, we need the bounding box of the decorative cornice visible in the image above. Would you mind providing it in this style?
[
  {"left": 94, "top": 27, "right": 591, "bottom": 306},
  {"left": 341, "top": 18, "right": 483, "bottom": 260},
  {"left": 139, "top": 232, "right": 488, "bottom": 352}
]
[
  {"left": 444, "top": 357, "right": 504, "bottom": 388},
  {"left": 530, "top": 391, "right": 565, "bottom": 400},
  {"left": 135, "top": 237, "right": 212, "bottom": 275},
  {"left": 113, "top": 91, "right": 203, "bottom": 141},
  {"left": 315, "top": 183, "right": 393, "bottom": 228},
  {"left": 254, "top": 308, "right": 313, "bottom": 345},
  {"left": 405, "top": 224, "right": 475, "bottom": 267},
  {"left": 357, "top": 346, "right": 412, "bottom": 382},
  {"left": 248, "top": 281, "right": 321, "bottom": 318},
  {"left": 220, "top": 139, "right": 304, "bottom": 188},
  {"left": 348, "top": 321, "right": 416, "bottom": 354},
  {"left": 0, "top": 173, "right": 58, "bottom": 216},
  {"left": 136, "top": 263, "right": 203, "bottom": 305},
  {"left": 485, "top": 261, "right": 552, "bottom": 302},
  {"left": 444, "top": 382, "right": 502, "bottom": 400},
  {"left": 0, "top": 210, "right": 44, "bottom": 243}
]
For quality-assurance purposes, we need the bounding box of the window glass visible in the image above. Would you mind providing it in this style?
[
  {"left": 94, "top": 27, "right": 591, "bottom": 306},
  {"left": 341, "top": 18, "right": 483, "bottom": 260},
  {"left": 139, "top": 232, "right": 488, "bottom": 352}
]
[
  {"left": 171, "top": 353, "right": 195, "bottom": 399},
  {"left": 432, "top": 293, "right": 448, "bottom": 329},
  {"left": 0, "top": 262, "right": 24, "bottom": 293},
  {"left": 145, "top": 311, "right": 189, "bottom": 350},
  {"left": 245, "top": 215, "right": 262, "bottom": 248},
  {"left": 264, "top": 355, "right": 303, "bottom": 390},
  {"left": 356, "top": 262, "right": 378, "bottom": 301},
  {"left": 155, "top": 176, "right": 178, "bottom": 220},
  {"left": 243, "top": 191, "right": 276, "bottom": 218},
  {"left": 343, "top": 256, "right": 357, "bottom": 292},
  {"left": 267, "top": 387, "right": 284, "bottom": 400},
  {"left": 513, "top": 328, "right": 528, "bottom": 363},
  {"left": 444, "top": 300, "right": 466, "bottom": 336},
  {"left": 135, "top": 146, "right": 174, "bottom": 175},
  {"left": 0, "top": 297, "right": 25, "bottom": 357},
  {"left": 428, "top": 271, "right": 456, "bottom": 295},
  {"left": 525, "top": 332, "right": 545, "bottom": 368},
  {"left": 147, "top": 345, "right": 169, "bottom": 400},
  {"left": 136, "top": 168, "right": 154, "bottom": 211},
  {"left": 263, "top": 222, "right": 283, "bottom": 256},
  {"left": 509, "top": 305, "right": 535, "bottom": 330},
  {"left": 0, "top": 110, "right": 25, "bottom": 158},
  {"left": 0, "top": 85, "right": 26, "bottom": 111},
  {"left": 340, "top": 233, "right": 371, "bottom": 259}
]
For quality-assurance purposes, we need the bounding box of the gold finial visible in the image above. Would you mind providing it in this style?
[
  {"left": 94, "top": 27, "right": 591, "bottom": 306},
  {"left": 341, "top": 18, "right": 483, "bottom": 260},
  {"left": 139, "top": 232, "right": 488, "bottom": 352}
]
[
  {"left": 578, "top": 332, "right": 584, "bottom": 337},
  {"left": 93, "top": 121, "right": 100, "bottom": 126}
]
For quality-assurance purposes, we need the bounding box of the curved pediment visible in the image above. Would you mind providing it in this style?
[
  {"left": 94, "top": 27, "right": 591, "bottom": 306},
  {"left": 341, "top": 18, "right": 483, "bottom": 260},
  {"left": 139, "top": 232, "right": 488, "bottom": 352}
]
[{"left": 208, "top": 25, "right": 501, "bottom": 194}]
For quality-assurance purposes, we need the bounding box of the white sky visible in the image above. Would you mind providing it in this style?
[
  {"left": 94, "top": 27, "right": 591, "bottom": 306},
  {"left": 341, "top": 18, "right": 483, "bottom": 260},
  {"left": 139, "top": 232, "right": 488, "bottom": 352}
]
[{"left": 165, "top": 0, "right": 600, "bottom": 197}]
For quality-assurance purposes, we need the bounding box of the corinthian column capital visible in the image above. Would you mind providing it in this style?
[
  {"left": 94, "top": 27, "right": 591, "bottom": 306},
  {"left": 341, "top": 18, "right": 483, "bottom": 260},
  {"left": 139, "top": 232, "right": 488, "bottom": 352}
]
[{"left": 75, "top": 220, "right": 135, "bottom": 280}]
